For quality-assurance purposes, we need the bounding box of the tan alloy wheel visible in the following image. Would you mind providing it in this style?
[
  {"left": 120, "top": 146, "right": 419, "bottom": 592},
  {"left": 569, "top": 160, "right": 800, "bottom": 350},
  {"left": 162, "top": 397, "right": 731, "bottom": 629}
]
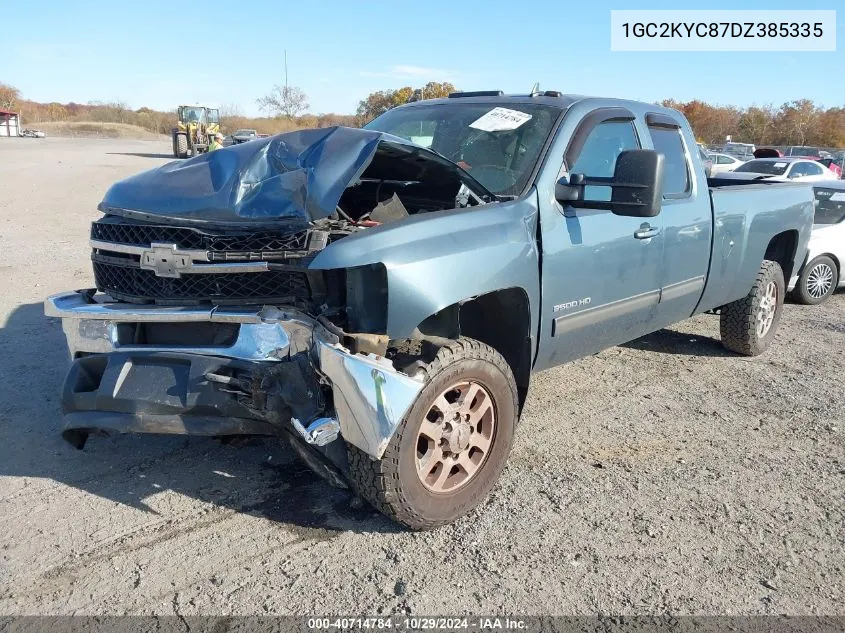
[
  {"left": 415, "top": 380, "right": 496, "bottom": 493},
  {"left": 757, "top": 280, "right": 778, "bottom": 337}
]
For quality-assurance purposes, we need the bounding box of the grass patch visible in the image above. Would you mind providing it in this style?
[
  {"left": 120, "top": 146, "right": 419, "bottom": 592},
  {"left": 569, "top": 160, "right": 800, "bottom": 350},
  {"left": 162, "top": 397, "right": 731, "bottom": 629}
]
[{"left": 38, "top": 122, "right": 168, "bottom": 140}]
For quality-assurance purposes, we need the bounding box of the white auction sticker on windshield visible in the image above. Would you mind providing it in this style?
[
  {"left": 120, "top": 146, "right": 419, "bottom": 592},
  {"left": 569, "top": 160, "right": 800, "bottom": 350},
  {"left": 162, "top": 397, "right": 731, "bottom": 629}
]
[
  {"left": 830, "top": 192, "right": 845, "bottom": 202},
  {"left": 774, "top": 162, "right": 787, "bottom": 167},
  {"left": 469, "top": 107, "right": 532, "bottom": 132}
]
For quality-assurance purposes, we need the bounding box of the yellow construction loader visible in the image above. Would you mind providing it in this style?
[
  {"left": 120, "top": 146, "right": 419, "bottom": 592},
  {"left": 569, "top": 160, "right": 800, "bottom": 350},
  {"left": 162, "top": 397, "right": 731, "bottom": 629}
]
[{"left": 171, "top": 105, "right": 220, "bottom": 158}]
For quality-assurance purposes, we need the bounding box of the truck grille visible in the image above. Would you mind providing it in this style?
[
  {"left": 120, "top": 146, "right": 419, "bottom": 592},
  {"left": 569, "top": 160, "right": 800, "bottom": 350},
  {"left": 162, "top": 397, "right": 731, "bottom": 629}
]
[
  {"left": 89, "top": 216, "right": 324, "bottom": 305},
  {"left": 93, "top": 256, "right": 312, "bottom": 305}
]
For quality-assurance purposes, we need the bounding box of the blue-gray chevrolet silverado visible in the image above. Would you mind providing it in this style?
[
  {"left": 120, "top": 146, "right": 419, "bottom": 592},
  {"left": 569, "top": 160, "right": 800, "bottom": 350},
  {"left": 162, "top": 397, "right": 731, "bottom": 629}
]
[{"left": 45, "top": 92, "right": 815, "bottom": 529}]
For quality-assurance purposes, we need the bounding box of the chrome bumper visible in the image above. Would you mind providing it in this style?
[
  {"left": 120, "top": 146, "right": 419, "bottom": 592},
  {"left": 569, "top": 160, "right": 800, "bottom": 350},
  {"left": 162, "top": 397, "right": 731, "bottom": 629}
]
[{"left": 44, "top": 290, "right": 423, "bottom": 458}]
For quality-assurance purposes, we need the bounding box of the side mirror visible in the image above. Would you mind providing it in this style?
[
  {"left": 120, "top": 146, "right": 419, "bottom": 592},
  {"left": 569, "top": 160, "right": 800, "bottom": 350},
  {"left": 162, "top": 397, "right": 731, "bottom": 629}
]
[{"left": 555, "top": 149, "right": 664, "bottom": 218}]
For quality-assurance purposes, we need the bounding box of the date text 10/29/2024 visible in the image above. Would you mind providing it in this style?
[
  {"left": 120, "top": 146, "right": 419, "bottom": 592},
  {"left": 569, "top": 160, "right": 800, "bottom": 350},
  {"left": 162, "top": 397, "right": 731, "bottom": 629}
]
[{"left": 307, "top": 618, "right": 528, "bottom": 630}]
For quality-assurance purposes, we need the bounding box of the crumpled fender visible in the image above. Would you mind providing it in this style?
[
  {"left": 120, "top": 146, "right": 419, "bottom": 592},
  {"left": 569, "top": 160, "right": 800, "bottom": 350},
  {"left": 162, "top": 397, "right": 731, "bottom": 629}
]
[{"left": 310, "top": 193, "right": 541, "bottom": 339}]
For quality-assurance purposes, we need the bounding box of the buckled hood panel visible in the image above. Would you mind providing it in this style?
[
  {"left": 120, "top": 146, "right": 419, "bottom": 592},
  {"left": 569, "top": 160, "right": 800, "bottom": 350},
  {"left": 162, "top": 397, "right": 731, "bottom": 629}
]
[{"left": 99, "top": 126, "right": 490, "bottom": 227}]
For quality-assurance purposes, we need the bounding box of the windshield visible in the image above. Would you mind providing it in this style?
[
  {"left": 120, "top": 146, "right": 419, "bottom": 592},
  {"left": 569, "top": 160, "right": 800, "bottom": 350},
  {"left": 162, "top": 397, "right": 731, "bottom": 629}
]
[
  {"left": 235, "top": 129, "right": 255, "bottom": 136},
  {"left": 365, "top": 103, "right": 561, "bottom": 196},
  {"left": 181, "top": 107, "right": 204, "bottom": 123},
  {"left": 734, "top": 160, "right": 789, "bottom": 175}
]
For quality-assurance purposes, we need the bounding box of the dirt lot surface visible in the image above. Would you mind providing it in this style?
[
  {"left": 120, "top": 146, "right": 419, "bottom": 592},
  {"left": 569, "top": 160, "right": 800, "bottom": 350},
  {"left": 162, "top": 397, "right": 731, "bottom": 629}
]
[{"left": 0, "top": 137, "right": 842, "bottom": 616}]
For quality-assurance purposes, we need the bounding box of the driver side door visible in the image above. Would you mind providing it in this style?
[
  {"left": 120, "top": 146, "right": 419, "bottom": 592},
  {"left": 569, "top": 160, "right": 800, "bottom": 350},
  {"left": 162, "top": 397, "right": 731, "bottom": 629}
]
[{"left": 535, "top": 109, "right": 664, "bottom": 370}]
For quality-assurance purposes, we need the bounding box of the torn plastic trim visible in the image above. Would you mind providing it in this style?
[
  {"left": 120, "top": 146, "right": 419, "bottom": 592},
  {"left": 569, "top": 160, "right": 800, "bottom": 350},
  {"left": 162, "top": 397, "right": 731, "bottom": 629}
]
[
  {"left": 98, "top": 126, "right": 495, "bottom": 227},
  {"left": 45, "top": 290, "right": 424, "bottom": 459}
]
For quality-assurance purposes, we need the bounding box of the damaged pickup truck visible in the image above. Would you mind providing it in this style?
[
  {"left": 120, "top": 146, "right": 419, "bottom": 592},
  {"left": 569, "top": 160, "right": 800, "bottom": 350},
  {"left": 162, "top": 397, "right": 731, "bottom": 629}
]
[{"left": 46, "top": 93, "right": 815, "bottom": 529}]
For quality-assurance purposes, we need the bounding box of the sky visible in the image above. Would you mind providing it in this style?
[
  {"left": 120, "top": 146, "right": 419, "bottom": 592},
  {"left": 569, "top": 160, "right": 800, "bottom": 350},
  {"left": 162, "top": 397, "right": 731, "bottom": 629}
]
[{"left": 1, "top": 0, "right": 842, "bottom": 116}]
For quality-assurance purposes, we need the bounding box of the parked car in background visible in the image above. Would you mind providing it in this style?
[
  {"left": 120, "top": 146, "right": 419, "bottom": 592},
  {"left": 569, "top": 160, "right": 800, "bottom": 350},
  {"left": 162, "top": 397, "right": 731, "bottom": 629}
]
[
  {"left": 726, "top": 157, "right": 837, "bottom": 182},
  {"left": 789, "top": 181, "right": 845, "bottom": 304},
  {"left": 778, "top": 146, "right": 842, "bottom": 178},
  {"left": 723, "top": 142, "right": 756, "bottom": 161},
  {"left": 753, "top": 148, "right": 783, "bottom": 159},
  {"left": 232, "top": 129, "right": 259, "bottom": 144},
  {"left": 817, "top": 158, "right": 843, "bottom": 178},
  {"left": 785, "top": 146, "right": 821, "bottom": 157},
  {"left": 708, "top": 152, "right": 743, "bottom": 175}
]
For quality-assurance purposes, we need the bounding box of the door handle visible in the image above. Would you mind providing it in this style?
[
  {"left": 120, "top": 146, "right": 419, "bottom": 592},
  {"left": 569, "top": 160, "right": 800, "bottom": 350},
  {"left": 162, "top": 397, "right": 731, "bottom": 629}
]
[{"left": 634, "top": 225, "right": 661, "bottom": 240}]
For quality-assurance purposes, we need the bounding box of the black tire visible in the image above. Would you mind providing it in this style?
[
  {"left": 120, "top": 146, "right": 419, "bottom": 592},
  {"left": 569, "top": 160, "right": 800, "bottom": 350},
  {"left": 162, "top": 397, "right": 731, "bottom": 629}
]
[
  {"left": 174, "top": 134, "right": 188, "bottom": 159},
  {"left": 720, "top": 260, "right": 785, "bottom": 356},
  {"left": 347, "top": 337, "right": 517, "bottom": 530},
  {"left": 792, "top": 255, "right": 838, "bottom": 305}
]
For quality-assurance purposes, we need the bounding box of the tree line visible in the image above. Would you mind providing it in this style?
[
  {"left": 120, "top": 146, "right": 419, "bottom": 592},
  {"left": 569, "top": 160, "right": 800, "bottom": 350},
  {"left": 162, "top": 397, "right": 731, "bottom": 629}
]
[
  {"left": 3, "top": 80, "right": 843, "bottom": 148},
  {"left": 661, "top": 99, "right": 845, "bottom": 148}
]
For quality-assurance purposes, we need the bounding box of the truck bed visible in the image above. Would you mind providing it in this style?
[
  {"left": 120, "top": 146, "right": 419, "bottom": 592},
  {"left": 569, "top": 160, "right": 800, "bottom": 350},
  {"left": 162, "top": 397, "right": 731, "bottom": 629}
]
[{"left": 696, "top": 180, "right": 815, "bottom": 312}]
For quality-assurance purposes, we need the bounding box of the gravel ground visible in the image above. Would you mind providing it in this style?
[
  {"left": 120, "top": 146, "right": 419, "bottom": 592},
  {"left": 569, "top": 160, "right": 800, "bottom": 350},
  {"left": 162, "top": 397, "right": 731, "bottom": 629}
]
[{"left": 0, "top": 137, "right": 842, "bottom": 616}]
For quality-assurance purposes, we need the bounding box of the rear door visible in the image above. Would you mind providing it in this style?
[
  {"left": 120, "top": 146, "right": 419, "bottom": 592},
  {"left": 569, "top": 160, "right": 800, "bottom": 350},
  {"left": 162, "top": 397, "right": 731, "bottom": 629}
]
[
  {"left": 535, "top": 108, "right": 665, "bottom": 369},
  {"left": 645, "top": 114, "right": 713, "bottom": 327}
]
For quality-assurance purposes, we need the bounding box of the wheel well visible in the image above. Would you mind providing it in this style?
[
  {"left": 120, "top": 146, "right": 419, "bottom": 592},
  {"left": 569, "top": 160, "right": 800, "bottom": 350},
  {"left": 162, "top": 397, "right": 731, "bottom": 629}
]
[
  {"left": 764, "top": 230, "right": 799, "bottom": 282},
  {"left": 414, "top": 288, "right": 533, "bottom": 413}
]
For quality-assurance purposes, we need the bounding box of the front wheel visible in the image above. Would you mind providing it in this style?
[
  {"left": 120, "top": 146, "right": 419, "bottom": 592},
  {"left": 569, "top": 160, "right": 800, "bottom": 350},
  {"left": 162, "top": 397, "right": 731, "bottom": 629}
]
[
  {"left": 792, "top": 255, "right": 838, "bottom": 305},
  {"left": 348, "top": 338, "right": 517, "bottom": 530},
  {"left": 720, "top": 259, "right": 785, "bottom": 356},
  {"left": 174, "top": 134, "right": 188, "bottom": 159}
]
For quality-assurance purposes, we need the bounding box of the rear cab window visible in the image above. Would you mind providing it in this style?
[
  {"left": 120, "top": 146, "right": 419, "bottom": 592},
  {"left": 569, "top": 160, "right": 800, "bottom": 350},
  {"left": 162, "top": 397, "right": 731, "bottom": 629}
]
[{"left": 646, "top": 113, "right": 691, "bottom": 199}]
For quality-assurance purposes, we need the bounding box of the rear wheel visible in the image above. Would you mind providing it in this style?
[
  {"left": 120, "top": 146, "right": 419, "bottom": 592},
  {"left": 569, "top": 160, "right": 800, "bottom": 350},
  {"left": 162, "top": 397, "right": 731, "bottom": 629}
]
[
  {"left": 347, "top": 338, "right": 517, "bottom": 530},
  {"left": 793, "top": 255, "right": 838, "bottom": 305},
  {"left": 720, "top": 259, "right": 784, "bottom": 356}
]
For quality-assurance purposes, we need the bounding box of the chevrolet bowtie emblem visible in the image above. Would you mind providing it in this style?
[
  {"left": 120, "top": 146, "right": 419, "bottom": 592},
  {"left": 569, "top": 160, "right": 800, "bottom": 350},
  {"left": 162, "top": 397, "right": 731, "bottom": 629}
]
[{"left": 140, "top": 243, "right": 194, "bottom": 278}]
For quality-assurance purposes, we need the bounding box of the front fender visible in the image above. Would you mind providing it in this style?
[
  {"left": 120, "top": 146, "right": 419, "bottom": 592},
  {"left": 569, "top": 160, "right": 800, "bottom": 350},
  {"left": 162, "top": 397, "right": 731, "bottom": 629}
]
[{"left": 309, "top": 193, "right": 541, "bottom": 340}]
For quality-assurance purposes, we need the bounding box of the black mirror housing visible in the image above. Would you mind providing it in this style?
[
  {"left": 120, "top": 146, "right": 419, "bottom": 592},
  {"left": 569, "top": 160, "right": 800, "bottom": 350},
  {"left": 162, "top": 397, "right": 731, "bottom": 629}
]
[
  {"left": 610, "top": 150, "right": 664, "bottom": 217},
  {"left": 555, "top": 149, "right": 664, "bottom": 218}
]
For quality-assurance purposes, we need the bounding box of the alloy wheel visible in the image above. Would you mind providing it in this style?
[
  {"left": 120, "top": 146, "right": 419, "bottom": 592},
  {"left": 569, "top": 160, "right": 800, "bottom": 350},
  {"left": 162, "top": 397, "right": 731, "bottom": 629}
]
[
  {"left": 415, "top": 380, "right": 496, "bottom": 493},
  {"left": 757, "top": 281, "right": 778, "bottom": 337},
  {"left": 806, "top": 263, "right": 834, "bottom": 299}
]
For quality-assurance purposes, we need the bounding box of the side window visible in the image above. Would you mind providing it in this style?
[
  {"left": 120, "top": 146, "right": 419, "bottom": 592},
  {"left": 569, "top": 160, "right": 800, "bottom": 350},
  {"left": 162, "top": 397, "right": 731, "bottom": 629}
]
[
  {"left": 805, "top": 163, "right": 823, "bottom": 176},
  {"left": 569, "top": 120, "right": 640, "bottom": 201},
  {"left": 718, "top": 155, "right": 732, "bottom": 164},
  {"left": 570, "top": 120, "right": 640, "bottom": 177},
  {"left": 648, "top": 125, "right": 690, "bottom": 197},
  {"left": 789, "top": 163, "right": 807, "bottom": 178}
]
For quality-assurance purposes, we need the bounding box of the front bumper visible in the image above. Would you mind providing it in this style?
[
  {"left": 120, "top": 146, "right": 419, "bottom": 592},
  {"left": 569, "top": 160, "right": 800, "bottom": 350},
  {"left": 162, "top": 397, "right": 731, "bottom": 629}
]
[{"left": 44, "top": 290, "right": 423, "bottom": 458}]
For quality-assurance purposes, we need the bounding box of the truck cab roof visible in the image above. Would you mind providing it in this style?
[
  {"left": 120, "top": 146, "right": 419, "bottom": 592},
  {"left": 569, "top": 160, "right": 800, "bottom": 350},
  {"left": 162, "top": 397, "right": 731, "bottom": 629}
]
[{"left": 397, "top": 92, "right": 687, "bottom": 123}]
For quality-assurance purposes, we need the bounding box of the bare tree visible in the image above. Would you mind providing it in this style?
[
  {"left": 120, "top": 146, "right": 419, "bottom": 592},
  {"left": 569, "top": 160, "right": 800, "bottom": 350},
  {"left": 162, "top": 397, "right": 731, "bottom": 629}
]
[
  {"left": 0, "top": 82, "right": 21, "bottom": 110},
  {"left": 219, "top": 103, "right": 243, "bottom": 119},
  {"left": 257, "top": 85, "right": 309, "bottom": 119}
]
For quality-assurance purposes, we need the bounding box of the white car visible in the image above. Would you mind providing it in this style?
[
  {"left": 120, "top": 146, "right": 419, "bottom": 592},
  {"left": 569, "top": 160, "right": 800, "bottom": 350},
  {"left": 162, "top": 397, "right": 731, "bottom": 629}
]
[
  {"left": 708, "top": 152, "right": 744, "bottom": 175},
  {"left": 729, "top": 157, "right": 837, "bottom": 182},
  {"left": 788, "top": 181, "right": 845, "bottom": 304}
]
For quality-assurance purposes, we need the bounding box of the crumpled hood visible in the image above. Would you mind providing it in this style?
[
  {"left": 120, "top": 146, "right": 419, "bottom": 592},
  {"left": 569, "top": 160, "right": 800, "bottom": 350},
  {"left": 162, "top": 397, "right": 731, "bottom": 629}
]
[{"left": 99, "top": 126, "right": 488, "bottom": 226}]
